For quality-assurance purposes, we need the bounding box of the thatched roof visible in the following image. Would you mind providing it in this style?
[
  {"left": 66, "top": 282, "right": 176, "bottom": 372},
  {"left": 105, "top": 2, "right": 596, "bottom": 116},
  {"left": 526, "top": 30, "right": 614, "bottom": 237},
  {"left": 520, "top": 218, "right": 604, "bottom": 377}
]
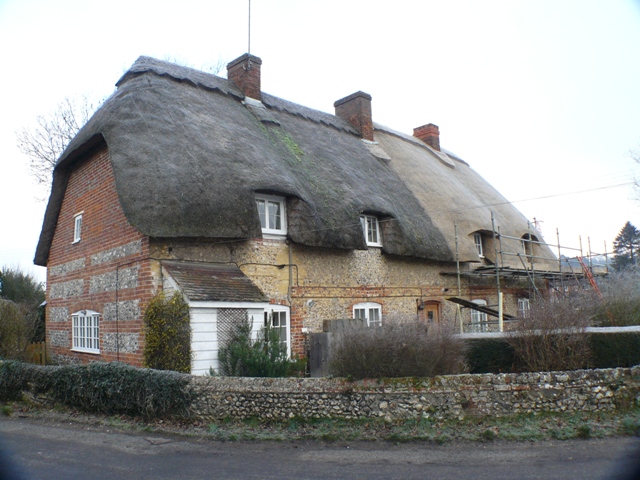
[{"left": 35, "top": 56, "right": 551, "bottom": 268}]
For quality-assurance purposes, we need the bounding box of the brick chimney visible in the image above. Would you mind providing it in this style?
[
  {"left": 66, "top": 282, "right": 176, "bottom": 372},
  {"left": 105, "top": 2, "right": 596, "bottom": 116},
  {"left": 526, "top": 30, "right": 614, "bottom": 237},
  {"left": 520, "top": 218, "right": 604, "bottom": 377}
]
[
  {"left": 413, "top": 123, "right": 440, "bottom": 151},
  {"left": 334, "top": 91, "right": 374, "bottom": 141},
  {"left": 227, "top": 53, "right": 262, "bottom": 101}
]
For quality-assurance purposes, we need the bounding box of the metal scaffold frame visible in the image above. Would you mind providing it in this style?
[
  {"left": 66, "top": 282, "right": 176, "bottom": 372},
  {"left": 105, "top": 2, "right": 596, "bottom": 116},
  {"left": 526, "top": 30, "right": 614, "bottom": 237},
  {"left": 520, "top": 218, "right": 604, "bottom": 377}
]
[{"left": 447, "top": 212, "right": 610, "bottom": 333}]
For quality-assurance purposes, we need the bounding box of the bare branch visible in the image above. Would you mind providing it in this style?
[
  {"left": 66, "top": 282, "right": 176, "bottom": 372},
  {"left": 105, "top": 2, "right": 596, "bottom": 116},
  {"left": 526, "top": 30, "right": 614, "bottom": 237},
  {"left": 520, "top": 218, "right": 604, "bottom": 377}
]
[{"left": 16, "top": 95, "right": 101, "bottom": 198}]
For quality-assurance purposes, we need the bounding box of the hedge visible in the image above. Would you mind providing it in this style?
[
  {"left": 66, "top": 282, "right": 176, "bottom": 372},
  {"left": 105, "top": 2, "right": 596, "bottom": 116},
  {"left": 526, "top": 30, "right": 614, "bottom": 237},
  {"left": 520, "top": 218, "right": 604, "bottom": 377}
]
[
  {"left": 464, "top": 331, "right": 640, "bottom": 373},
  {"left": 0, "top": 361, "right": 193, "bottom": 418}
]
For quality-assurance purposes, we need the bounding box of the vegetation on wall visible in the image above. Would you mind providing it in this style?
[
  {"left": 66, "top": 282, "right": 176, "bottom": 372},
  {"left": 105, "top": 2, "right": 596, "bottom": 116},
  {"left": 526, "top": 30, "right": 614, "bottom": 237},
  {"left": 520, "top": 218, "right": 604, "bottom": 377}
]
[
  {"left": 218, "top": 313, "right": 303, "bottom": 377},
  {"left": 329, "top": 321, "right": 468, "bottom": 380},
  {"left": 143, "top": 292, "right": 192, "bottom": 373},
  {"left": 0, "top": 266, "right": 45, "bottom": 361}
]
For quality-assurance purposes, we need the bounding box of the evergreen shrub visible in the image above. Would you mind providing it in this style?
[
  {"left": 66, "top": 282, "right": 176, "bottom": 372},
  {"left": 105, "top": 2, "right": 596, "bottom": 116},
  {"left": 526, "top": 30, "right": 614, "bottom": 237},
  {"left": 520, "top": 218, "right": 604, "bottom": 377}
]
[
  {"left": 465, "top": 338, "right": 515, "bottom": 373},
  {"left": 143, "top": 292, "right": 192, "bottom": 373},
  {"left": 589, "top": 332, "right": 640, "bottom": 368},
  {"left": 218, "top": 313, "right": 303, "bottom": 377},
  {"left": 0, "top": 360, "right": 193, "bottom": 418}
]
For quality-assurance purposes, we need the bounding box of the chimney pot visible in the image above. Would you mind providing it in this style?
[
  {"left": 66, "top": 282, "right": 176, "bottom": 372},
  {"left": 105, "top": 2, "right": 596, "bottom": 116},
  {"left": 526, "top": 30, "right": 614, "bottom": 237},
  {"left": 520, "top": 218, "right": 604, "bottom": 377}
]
[
  {"left": 334, "top": 91, "right": 374, "bottom": 141},
  {"left": 413, "top": 123, "right": 440, "bottom": 151},
  {"left": 227, "top": 53, "right": 262, "bottom": 101}
]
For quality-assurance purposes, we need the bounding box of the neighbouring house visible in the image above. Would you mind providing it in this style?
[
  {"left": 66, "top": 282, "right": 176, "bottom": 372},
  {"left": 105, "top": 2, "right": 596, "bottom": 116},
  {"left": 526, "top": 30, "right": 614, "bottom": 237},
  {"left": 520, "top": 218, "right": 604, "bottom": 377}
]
[{"left": 35, "top": 53, "right": 558, "bottom": 374}]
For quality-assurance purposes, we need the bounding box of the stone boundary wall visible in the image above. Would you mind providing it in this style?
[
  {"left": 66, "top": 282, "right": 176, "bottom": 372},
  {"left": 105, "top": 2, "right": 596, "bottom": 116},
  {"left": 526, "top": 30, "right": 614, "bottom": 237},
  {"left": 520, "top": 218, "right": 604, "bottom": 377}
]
[{"left": 189, "top": 367, "right": 640, "bottom": 422}]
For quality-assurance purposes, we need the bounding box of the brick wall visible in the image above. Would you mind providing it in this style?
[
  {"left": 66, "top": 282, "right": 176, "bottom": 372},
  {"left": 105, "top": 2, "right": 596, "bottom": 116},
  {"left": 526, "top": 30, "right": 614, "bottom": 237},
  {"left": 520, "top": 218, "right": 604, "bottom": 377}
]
[{"left": 46, "top": 144, "right": 156, "bottom": 366}]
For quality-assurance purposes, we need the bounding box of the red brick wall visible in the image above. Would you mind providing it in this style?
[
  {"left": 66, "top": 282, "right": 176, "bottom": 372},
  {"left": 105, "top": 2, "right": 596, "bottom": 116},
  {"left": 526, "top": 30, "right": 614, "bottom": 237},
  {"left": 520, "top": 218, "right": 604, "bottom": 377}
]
[{"left": 46, "top": 144, "right": 155, "bottom": 366}]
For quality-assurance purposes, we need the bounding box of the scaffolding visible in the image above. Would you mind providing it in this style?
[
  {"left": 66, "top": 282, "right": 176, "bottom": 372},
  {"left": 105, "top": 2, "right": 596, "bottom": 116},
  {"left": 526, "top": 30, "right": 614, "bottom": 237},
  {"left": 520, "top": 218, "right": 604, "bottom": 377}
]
[{"left": 446, "top": 212, "right": 610, "bottom": 333}]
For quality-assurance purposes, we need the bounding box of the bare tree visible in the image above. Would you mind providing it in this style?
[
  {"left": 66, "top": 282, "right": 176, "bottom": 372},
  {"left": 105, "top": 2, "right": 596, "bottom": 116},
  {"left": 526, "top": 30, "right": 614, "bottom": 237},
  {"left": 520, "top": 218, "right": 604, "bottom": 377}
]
[{"left": 16, "top": 95, "right": 100, "bottom": 197}]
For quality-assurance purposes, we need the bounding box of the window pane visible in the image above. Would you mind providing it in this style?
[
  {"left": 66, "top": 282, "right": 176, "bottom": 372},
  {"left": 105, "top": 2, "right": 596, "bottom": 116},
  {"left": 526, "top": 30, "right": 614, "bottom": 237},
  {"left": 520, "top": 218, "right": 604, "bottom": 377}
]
[
  {"left": 268, "top": 201, "right": 281, "bottom": 230},
  {"left": 256, "top": 200, "right": 266, "bottom": 229},
  {"left": 367, "top": 217, "right": 378, "bottom": 243},
  {"left": 354, "top": 309, "right": 366, "bottom": 320},
  {"left": 369, "top": 308, "right": 381, "bottom": 326}
]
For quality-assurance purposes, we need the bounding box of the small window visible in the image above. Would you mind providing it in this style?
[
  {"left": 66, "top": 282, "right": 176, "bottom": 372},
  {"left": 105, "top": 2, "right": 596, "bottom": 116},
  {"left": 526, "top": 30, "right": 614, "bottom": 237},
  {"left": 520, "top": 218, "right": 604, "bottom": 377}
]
[
  {"left": 360, "top": 215, "right": 382, "bottom": 247},
  {"left": 72, "top": 310, "right": 100, "bottom": 354},
  {"left": 470, "top": 299, "right": 488, "bottom": 333},
  {"left": 256, "top": 194, "right": 287, "bottom": 236},
  {"left": 73, "top": 213, "right": 83, "bottom": 243},
  {"left": 517, "top": 298, "right": 530, "bottom": 318},
  {"left": 474, "top": 233, "right": 484, "bottom": 257},
  {"left": 353, "top": 302, "right": 382, "bottom": 327},
  {"left": 264, "top": 306, "right": 290, "bottom": 357}
]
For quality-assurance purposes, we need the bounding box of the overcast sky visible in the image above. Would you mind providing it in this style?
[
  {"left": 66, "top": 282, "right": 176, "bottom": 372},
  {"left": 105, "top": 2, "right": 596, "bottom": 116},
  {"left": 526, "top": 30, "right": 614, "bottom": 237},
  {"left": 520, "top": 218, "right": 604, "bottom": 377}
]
[{"left": 1, "top": 0, "right": 639, "bottom": 283}]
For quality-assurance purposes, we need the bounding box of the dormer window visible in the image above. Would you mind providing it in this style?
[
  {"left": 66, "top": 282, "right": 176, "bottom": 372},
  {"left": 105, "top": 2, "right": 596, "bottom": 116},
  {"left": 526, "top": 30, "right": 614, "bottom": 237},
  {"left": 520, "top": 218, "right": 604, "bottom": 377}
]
[
  {"left": 73, "top": 212, "right": 83, "bottom": 244},
  {"left": 521, "top": 233, "right": 538, "bottom": 259},
  {"left": 473, "top": 233, "right": 484, "bottom": 257},
  {"left": 360, "top": 214, "right": 382, "bottom": 247},
  {"left": 256, "top": 194, "right": 286, "bottom": 236}
]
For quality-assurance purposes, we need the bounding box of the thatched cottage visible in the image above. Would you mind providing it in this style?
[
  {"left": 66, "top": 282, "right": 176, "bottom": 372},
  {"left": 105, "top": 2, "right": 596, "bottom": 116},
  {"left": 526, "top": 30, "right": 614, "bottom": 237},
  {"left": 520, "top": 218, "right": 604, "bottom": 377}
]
[{"left": 35, "top": 53, "right": 555, "bottom": 373}]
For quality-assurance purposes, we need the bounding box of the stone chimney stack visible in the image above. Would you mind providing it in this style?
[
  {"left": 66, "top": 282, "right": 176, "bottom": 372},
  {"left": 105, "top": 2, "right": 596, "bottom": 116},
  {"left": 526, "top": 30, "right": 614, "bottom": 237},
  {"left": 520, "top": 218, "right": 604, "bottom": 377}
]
[
  {"left": 334, "top": 91, "right": 374, "bottom": 141},
  {"left": 413, "top": 123, "right": 440, "bottom": 151},
  {"left": 227, "top": 53, "right": 262, "bottom": 101}
]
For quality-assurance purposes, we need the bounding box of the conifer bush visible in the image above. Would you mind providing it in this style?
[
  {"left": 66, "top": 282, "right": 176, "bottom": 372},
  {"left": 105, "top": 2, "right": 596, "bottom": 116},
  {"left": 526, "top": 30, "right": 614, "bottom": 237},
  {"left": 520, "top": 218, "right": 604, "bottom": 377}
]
[
  {"left": 143, "top": 292, "right": 192, "bottom": 373},
  {"left": 218, "top": 313, "right": 303, "bottom": 377}
]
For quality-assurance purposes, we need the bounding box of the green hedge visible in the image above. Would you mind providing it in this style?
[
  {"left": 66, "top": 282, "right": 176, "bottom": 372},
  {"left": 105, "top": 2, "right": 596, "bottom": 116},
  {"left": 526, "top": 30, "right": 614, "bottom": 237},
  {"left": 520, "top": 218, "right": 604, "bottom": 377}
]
[
  {"left": 0, "top": 361, "right": 193, "bottom": 418},
  {"left": 465, "top": 338, "right": 516, "bottom": 374},
  {"left": 464, "top": 331, "right": 640, "bottom": 373},
  {"left": 589, "top": 332, "right": 640, "bottom": 369}
]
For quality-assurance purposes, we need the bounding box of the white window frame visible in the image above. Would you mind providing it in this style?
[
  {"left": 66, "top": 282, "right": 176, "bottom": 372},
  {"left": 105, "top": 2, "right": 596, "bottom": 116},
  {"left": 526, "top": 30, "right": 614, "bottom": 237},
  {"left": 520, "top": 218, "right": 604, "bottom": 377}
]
[
  {"left": 353, "top": 302, "right": 382, "bottom": 327},
  {"left": 256, "top": 194, "right": 287, "bottom": 237},
  {"left": 71, "top": 310, "right": 100, "bottom": 354},
  {"left": 517, "top": 298, "right": 530, "bottom": 318},
  {"left": 73, "top": 212, "right": 83, "bottom": 244},
  {"left": 474, "top": 233, "right": 484, "bottom": 257},
  {"left": 264, "top": 305, "right": 291, "bottom": 357},
  {"left": 470, "top": 299, "right": 488, "bottom": 333},
  {"left": 360, "top": 215, "right": 382, "bottom": 247}
]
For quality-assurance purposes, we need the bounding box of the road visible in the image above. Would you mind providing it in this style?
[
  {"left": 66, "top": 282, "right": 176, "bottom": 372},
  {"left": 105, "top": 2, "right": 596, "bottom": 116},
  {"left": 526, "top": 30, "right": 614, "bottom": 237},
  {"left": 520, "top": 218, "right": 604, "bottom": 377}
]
[{"left": 1, "top": 417, "right": 639, "bottom": 479}]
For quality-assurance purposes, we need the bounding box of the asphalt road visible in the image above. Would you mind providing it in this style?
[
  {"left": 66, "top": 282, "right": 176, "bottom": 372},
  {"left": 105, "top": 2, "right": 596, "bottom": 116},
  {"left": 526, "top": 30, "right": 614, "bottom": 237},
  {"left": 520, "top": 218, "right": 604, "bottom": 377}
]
[{"left": 1, "top": 417, "right": 639, "bottom": 480}]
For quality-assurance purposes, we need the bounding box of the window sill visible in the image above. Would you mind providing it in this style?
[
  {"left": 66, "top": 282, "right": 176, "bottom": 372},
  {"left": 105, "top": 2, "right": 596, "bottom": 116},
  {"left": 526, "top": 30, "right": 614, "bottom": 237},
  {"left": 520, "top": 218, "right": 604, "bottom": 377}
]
[
  {"left": 71, "top": 348, "right": 100, "bottom": 355},
  {"left": 261, "top": 232, "right": 287, "bottom": 240}
]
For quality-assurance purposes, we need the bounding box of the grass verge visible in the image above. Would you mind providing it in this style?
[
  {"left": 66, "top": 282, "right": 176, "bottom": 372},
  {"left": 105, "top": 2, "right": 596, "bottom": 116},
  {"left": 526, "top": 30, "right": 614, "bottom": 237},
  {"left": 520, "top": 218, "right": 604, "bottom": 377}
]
[{"left": 3, "top": 400, "right": 639, "bottom": 444}]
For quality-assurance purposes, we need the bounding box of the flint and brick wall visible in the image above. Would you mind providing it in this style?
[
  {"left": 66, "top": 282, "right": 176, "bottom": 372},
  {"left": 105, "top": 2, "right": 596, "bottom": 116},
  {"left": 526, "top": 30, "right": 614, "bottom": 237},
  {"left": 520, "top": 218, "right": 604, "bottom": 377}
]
[
  {"left": 45, "top": 144, "right": 156, "bottom": 366},
  {"left": 189, "top": 367, "right": 640, "bottom": 422}
]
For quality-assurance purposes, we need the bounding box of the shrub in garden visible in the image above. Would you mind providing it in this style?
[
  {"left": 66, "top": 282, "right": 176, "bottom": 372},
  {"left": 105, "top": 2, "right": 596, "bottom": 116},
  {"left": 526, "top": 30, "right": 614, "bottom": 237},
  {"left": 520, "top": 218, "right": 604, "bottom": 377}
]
[
  {"left": 594, "top": 266, "right": 640, "bottom": 327},
  {"left": 0, "top": 299, "right": 40, "bottom": 362},
  {"left": 329, "top": 320, "right": 468, "bottom": 379},
  {"left": 218, "top": 313, "right": 303, "bottom": 377},
  {"left": 506, "top": 294, "right": 593, "bottom": 372},
  {"left": 143, "top": 292, "right": 192, "bottom": 373}
]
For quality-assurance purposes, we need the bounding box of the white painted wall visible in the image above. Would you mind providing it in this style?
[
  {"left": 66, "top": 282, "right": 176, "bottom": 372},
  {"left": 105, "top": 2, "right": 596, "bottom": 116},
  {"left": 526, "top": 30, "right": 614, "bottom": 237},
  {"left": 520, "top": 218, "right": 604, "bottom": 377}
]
[{"left": 189, "top": 301, "right": 268, "bottom": 376}]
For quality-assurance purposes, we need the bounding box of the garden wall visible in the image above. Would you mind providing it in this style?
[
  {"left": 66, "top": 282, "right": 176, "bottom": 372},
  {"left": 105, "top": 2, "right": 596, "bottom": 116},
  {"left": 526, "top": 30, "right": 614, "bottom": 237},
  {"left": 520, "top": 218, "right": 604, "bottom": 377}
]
[{"left": 189, "top": 367, "right": 640, "bottom": 422}]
